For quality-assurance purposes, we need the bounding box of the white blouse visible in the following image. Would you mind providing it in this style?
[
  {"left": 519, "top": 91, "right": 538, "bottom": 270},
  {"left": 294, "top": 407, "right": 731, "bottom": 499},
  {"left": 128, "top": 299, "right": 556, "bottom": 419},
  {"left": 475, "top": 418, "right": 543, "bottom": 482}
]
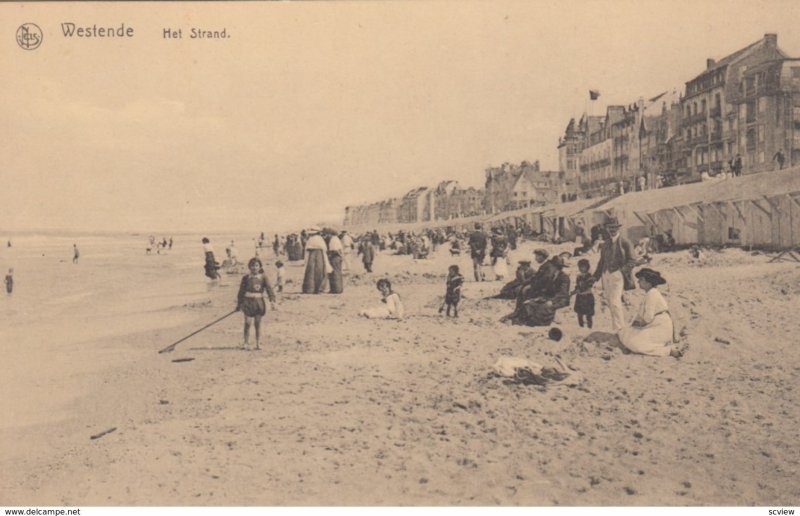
[
  {"left": 385, "top": 293, "right": 405, "bottom": 319},
  {"left": 637, "top": 288, "right": 669, "bottom": 325}
]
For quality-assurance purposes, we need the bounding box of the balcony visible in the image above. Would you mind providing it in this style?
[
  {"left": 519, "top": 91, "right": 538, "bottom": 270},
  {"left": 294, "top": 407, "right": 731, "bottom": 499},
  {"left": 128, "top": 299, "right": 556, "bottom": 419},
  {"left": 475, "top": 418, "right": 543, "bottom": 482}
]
[{"left": 710, "top": 106, "right": 722, "bottom": 118}]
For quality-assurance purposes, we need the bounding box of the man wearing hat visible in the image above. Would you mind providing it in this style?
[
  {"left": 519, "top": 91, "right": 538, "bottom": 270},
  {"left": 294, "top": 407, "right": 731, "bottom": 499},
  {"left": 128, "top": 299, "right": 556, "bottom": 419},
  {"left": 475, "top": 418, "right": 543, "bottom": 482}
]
[
  {"left": 592, "top": 217, "right": 636, "bottom": 332},
  {"left": 468, "top": 223, "right": 488, "bottom": 281}
]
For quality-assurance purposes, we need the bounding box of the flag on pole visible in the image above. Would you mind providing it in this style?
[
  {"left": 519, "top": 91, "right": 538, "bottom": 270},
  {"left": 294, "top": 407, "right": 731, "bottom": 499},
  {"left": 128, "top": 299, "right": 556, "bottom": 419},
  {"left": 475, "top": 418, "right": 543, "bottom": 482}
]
[{"left": 589, "top": 89, "right": 600, "bottom": 100}]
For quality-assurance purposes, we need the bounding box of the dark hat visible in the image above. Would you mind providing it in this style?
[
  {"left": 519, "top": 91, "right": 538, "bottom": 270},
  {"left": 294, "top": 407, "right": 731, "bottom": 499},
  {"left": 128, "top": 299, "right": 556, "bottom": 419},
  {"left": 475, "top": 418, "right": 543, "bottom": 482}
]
[
  {"left": 550, "top": 255, "right": 569, "bottom": 269},
  {"left": 518, "top": 260, "right": 532, "bottom": 265},
  {"left": 474, "top": 223, "right": 483, "bottom": 229},
  {"left": 605, "top": 217, "right": 622, "bottom": 228},
  {"left": 533, "top": 248, "right": 549, "bottom": 258},
  {"left": 635, "top": 267, "right": 666, "bottom": 286},
  {"left": 548, "top": 327, "right": 563, "bottom": 342}
]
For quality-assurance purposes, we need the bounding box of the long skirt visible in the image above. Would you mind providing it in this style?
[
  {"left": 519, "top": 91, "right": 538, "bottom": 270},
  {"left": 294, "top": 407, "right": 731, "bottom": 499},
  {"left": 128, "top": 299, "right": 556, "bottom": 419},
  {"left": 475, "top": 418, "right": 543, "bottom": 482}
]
[
  {"left": 618, "top": 313, "right": 674, "bottom": 356},
  {"left": 493, "top": 257, "right": 509, "bottom": 279},
  {"left": 204, "top": 252, "right": 220, "bottom": 279},
  {"left": 303, "top": 249, "right": 326, "bottom": 294},
  {"left": 513, "top": 300, "right": 556, "bottom": 327},
  {"left": 328, "top": 253, "right": 343, "bottom": 294},
  {"left": 288, "top": 242, "right": 304, "bottom": 261},
  {"left": 495, "top": 279, "right": 521, "bottom": 299}
]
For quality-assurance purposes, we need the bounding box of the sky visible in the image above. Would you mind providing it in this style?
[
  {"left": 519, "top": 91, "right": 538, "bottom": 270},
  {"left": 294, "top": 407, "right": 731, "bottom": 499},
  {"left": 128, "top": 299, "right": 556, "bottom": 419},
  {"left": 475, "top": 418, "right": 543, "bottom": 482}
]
[{"left": 3, "top": 0, "right": 800, "bottom": 233}]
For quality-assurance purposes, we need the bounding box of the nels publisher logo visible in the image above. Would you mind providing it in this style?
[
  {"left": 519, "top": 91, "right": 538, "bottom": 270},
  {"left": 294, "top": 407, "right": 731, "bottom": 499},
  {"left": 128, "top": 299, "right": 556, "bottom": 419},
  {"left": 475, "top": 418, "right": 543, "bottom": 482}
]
[{"left": 16, "top": 23, "right": 43, "bottom": 50}]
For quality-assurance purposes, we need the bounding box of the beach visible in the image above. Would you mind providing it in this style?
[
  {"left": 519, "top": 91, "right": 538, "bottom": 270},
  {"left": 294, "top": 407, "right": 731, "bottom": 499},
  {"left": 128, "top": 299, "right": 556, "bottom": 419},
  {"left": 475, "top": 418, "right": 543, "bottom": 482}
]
[{"left": 1, "top": 234, "right": 799, "bottom": 505}]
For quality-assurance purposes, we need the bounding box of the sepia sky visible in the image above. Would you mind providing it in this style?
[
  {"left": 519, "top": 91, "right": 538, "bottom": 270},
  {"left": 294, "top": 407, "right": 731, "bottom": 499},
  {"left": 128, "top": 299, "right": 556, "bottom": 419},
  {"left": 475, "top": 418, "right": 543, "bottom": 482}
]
[{"left": 3, "top": 0, "right": 800, "bottom": 233}]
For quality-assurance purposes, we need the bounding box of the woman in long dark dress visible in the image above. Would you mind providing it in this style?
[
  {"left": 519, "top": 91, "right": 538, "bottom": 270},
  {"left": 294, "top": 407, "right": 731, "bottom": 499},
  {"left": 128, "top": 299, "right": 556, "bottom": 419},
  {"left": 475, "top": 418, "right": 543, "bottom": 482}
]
[
  {"left": 202, "top": 237, "right": 221, "bottom": 280},
  {"left": 302, "top": 229, "right": 330, "bottom": 294}
]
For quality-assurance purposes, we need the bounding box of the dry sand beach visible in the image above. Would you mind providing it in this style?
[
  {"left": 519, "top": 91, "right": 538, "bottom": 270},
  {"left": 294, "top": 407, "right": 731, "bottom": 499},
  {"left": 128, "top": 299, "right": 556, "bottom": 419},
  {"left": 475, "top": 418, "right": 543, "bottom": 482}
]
[{"left": 1, "top": 234, "right": 799, "bottom": 506}]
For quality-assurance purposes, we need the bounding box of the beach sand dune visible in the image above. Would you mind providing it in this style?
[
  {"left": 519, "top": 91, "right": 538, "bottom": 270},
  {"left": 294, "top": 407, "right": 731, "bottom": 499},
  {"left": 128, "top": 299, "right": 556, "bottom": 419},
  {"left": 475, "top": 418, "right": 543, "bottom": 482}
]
[{"left": 1, "top": 237, "right": 799, "bottom": 505}]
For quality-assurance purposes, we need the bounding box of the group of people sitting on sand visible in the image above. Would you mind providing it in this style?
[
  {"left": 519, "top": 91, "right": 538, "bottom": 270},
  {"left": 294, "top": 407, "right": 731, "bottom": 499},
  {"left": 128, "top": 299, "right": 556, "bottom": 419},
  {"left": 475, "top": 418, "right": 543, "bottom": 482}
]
[{"left": 202, "top": 217, "right": 681, "bottom": 357}]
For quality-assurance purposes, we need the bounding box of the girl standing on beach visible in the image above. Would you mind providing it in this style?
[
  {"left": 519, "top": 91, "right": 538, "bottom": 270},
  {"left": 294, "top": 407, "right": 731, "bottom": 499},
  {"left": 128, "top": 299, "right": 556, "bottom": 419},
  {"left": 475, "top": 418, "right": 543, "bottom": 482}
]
[
  {"left": 571, "top": 259, "right": 595, "bottom": 328},
  {"left": 439, "top": 265, "right": 464, "bottom": 317},
  {"left": 236, "top": 257, "right": 277, "bottom": 350}
]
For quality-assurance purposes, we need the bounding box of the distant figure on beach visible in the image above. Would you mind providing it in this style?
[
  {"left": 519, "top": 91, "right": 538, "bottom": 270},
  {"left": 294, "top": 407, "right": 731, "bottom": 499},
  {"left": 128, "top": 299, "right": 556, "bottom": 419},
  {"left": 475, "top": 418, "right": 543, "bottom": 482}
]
[
  {"left": 358, "top": 237, "right": 375, "bottom": 273},
  {"left": 236, "top": 257, "right": 276, "bottom": 351},
  {"left": 618, "top": 268, "right": 678, "bottom": 357},
  {"left": 6, "top": 240, "right": 10, "bottom": 248},
  {"left": 72, "top": 244, "right": 80, "bottom": 264},
  {"left": 168, "top": 237, "right": 173, "bottom": 250},
  {"left": 275, "top": 260, "right": 285, "bottom": 293},
  {"left": 439, "top": 264, "right": 464, "bottom": 317},
  {"left": 273, "top": 235, "right": 280, "bottom": 257},
  {"left": 773, "top": 149, "right": 786, "bottom": 170},
  {"left": 340, "top": 230, "right": 354, "bottom": 271},
  {"left": 468, "top": 223, "right": 488, "bottom": 282},
  {"left": 571, "top": 259, "right": 595, "bottom": 328},
  {"left": 360, "top": 279, "right": 404, "bottom": 320},
  {"left": 490, "top": 227, "right": 509, "bottom": 281},
  {"left": 326, "top": 229, "right": 344, "bottom": 294},
  {"left": 730, "top": 153, "right": 743, "bottom": 177},
  {"left": 302, "top": 228, "right": 331, "bottom": 294},
  {"left": 5, "top": 268, "right": 13, "bottom": 294},
  {"left": 202, "top": 237, "right": 222, "bottom": 280},
  {"left": 593, "top": 218, "right": 636, "bottom": 332},
  {"left": 229, "top": 241, "right": 239, "bottom": 265}
]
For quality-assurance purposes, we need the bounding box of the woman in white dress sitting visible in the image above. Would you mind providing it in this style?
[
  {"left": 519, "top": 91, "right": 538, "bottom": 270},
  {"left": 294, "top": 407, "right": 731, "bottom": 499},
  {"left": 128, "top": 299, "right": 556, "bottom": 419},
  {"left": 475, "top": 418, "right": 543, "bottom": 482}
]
[
  {"left": 360, "top": 279, "right": 405, "bottom": 320},
  {"left": 618, "top": 268, "right": 677, "bottom": 356}
]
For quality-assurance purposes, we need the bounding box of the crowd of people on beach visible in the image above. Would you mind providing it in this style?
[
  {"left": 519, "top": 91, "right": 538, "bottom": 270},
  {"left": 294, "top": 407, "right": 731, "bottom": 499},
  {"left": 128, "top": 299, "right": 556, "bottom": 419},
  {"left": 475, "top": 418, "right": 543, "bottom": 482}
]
[{"left": 199, "top": 216, "right": 682, "bottom": 358}]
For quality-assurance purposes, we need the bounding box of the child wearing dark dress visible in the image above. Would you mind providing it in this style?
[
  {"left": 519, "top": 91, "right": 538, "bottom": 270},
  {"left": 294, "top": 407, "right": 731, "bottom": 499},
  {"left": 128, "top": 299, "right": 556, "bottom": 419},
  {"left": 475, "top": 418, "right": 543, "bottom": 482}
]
[
  {"left": 572, "top": 259, "right": 595, "bottom": 328},
  {"left": 236, "top": 257, "right": 276, "bottom": 350},
  {"left": 439, "top": 264, "right": 464, "bottom": 317}
]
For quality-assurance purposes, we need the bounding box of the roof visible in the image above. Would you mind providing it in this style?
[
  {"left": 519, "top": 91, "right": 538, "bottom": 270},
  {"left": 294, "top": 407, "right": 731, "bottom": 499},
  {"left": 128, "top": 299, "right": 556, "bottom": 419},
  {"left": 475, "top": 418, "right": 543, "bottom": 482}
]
[{"left": 593, "top": 166, "right": 800, "bottom": 216}]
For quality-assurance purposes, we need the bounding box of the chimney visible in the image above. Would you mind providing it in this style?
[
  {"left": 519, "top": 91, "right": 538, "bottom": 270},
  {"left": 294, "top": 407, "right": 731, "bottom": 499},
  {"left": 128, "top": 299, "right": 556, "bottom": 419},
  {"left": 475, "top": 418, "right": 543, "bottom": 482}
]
[
  {"left": 707, "top": 58, "right": 716, "bottom": 69},
  {"left": 765, "top": 33, "right": 777, "bottom": 48}
]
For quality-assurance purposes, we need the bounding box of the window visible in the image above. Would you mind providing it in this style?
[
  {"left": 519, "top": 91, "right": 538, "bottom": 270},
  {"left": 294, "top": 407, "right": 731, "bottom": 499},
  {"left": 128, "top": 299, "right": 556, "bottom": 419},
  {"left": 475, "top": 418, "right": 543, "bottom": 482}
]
[
  {"left": 758, "top": 125, "right": 764, "bottom": 143},
  {"left": 701, "top": 99, "right": 707, "bottom": 113},
  {"left": 746, "top": 128, "right": 756, "bottom": 150},
  {"left": 746, "top": 101, "right": 756, "bottom": 123}
]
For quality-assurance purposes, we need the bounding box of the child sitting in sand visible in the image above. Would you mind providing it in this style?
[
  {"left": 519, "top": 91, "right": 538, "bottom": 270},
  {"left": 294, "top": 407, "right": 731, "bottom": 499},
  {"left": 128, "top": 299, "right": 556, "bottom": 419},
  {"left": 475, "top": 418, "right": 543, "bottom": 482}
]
[
  {"left": 360, "top": 279, "right": 404, "bottom": 320},
  {"left": 236, "top": 257, "right": 277, "bottom": 350},
  {"left": 439, "top": 264, "right": 464, "bottom": 317}
]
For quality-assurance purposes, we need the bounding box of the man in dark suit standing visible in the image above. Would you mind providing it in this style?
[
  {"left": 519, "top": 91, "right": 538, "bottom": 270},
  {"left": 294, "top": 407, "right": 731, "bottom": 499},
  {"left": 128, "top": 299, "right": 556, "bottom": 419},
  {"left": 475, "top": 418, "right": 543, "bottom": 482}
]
[{"left": 468, "top": 223, "right": 488, "bottom": 282}]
